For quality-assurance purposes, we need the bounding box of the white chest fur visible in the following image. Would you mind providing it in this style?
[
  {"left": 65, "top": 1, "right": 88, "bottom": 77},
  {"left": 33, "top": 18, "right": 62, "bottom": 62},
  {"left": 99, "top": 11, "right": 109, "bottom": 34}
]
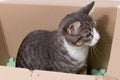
[{"left": 64, "top": 39, "right": 89, "bottom": 62}]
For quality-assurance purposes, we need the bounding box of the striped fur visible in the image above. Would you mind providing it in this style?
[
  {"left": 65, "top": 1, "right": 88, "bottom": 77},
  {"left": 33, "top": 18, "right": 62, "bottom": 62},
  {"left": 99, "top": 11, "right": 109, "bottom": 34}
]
[
  {"left": 16, "top": 1, "right": 99, "bottom": 74},
  {"left": 16, "top": 30, "right": 86, "bottom": 73}
]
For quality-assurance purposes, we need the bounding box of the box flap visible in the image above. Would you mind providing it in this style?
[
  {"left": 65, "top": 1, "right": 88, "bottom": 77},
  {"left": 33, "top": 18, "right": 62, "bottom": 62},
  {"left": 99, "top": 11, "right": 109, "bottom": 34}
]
[
  {"left": 0, "top": 66, "right": 119, "bottom": 80},
  {"left": 0, "top": 0, "right": 119, "bottom": 7},
  {"left": 0, "top": 1, "right": 120, "bottom": 80},
  {"left": 0, "top": 21, "right": 9, "bottom": 65},
  {"left": 1, "top": 65, "right": 119, "bottom": 80},
  {"left": 0, "top": 66, "right": 103, "bottom": 80},
  {"left": 104, "top": 75, "right": 119, "bottom": 80},
  {"left": 106, "top": 4, "right": 120, "bottom": 80},
  {"left": 32, "top": 70, "right": 103, "bottom": 80},
  {"left": 0, "top": 66, "right": 32, "bottom": 80}
]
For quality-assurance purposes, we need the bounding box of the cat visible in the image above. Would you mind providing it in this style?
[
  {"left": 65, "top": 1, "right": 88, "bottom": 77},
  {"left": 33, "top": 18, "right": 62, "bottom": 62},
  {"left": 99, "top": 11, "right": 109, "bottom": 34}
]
[{"left": 16, "top": 1, "right": 100, "bottom": 74}]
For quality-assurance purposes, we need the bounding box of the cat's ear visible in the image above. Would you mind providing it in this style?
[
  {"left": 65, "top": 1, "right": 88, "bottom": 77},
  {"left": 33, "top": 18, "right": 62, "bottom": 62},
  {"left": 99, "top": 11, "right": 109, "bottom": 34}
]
[
  {"left": 67, "top": 21, "right": 81, "bottom": 35},
  {"left": 79, "top": 1, "right": 95, "bottom": 15}
]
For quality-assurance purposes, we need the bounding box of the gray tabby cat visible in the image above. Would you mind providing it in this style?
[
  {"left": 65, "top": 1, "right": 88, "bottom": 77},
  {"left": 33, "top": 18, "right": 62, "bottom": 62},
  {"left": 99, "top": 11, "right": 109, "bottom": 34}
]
[{"left": 16, "top": 1, "right": 100, "bottom": 74}]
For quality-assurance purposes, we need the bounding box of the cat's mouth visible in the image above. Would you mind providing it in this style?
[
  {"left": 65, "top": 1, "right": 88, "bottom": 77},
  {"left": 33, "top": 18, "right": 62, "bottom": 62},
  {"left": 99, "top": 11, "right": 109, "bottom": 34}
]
[
  {"left": 73, "top": 41, "right": 84, "bottom": 46},
  {"left": 72, "top": 37, "right": 84, "bottom": 46},
  {"left": 88, "top": 37, "right": 100, "bottom": 46},
  {"left": 73, "top": 29, "right": 100, "bottom": 47},
  {"left": 75, "top": 41, "right": 83, "bottom": 46},
  {"left": 68, "top": 37, "right": 92, "bottom": 47},
  {"left": 74, "top": 37, "right": 100, "bottom": 47}
]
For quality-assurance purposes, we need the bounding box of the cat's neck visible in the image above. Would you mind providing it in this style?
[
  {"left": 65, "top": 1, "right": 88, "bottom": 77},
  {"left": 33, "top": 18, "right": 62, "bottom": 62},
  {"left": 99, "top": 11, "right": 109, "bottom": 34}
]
[{"left": 63, "top": 38, "right": 89, "bottom": 62}]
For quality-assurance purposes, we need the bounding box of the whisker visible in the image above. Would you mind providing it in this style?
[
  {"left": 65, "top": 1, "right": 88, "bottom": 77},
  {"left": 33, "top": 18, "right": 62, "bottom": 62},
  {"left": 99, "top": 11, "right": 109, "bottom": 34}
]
[
  {"left": 89, "top": 48, "right": 93, "bottom": 57},
  {"left": 91, "top": 47, "right": 97, "bottom": 58},
  {"left": 89, "top": 48, "right": 94, "bottom": 59},
  {"left": 93, "top": 47, "right": 98, "bottom": 58},
  {"left": 94, "top": 46, "right": 102, "bottom": 56}
]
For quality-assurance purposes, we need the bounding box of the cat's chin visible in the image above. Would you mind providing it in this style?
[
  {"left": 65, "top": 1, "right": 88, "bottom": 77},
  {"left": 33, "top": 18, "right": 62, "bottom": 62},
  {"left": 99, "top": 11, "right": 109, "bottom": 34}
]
[
  {"left": 64, "top": 38, "right": 99, "bottom": 47},
  {"left": 89, "top": 42, "right": 98, "bottom": 46},
  {"left": 75, "top": 41, "right": 83, "bottom": 46},
  {"left": 69, "top": 42, "right": 88, "bottom": 47},
  {"left": 64, "top": 39, "right": 83, "bottom": 47},
  {"left": 86, "top": 38, "right": 100, "bottom": 47}
]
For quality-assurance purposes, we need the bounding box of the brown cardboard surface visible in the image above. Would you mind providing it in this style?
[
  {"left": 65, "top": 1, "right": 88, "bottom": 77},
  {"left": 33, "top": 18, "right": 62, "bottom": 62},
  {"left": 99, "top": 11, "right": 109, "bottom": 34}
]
[
  {"left": 104, "top": 75, "right": 119, "bottom": 80},
  {"left": 33, "top": 70, "right": 101, "bottom": 80},
  {"left": 0, "top": 66, "right": 32, "bottom": 80},
  {"left": 0, "top": 66, "right": 103, "bottom": 80},
  {"left": 0, "top": 21, "right": 9, "bottom": 65},
  {"left": 0, "top": 1, "right": 118, "bottom": 58},
  {"left": 0, "top": 66, "right": 118, "bottom": 80},
  {"left": 106, "top": 5, "right": 120, "bottom": 80},
  {"left": 0, "top": 0, "right": 120, "bottom": 80},
  {"left": 0, "top": 1, "right": 119, "bottom": 70},
  {"left": 0, "top": 0, "right": 119, "bottom": 7}
]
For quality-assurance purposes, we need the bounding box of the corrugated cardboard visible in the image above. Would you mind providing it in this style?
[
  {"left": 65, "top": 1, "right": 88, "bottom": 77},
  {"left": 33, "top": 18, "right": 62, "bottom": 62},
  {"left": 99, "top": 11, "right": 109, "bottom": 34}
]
[
  {"left": 0, "top": 0, "right": 120, "bottom": 80},
  {"left": 0, "top": 66, "right": 102, "bottom": 80},
  {"left": 0, "top": 20, "right": 9, "bottom": 65},
  {"left": 106, "top": 4, "right": 120, "bottom": 80}
]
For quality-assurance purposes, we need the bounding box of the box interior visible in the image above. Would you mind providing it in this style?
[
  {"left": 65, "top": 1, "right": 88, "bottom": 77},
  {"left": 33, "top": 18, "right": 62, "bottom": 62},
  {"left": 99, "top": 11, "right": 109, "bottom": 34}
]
[
  {"left": 107, "top": 5, "right": 120, "bottom": 79},
  {"left": 0, "top": 1, "right": 119, "bottom": 75},
  {"left": 0, "top": 21, "right": 9, "bottom": 65}
]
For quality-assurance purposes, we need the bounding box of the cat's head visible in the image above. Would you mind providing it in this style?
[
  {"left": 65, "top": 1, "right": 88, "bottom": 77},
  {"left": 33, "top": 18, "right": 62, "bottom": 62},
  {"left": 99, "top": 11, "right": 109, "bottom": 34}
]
[{"left": 58, "top": 1, "right": 100, "bottom": 47}]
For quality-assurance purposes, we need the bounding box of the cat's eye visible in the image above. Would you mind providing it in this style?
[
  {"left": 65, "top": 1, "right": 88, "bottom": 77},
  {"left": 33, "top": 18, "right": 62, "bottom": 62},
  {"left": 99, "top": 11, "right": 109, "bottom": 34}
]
[
  {"left": 86, "top": 33, "right": 92, "bottom": 38},
  {"left": 88, "top": 28, "right": 92, "bottom": 31}
]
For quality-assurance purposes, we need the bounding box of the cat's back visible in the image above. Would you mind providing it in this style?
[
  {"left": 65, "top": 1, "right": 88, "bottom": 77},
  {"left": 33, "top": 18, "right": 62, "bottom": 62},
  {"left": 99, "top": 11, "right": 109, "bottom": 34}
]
[
  {"left": 24, "top": 30, "right": 54, "bottom": 41},
  {"left": 16, "top": 30, "right": 58, "bottom": 69},
  {"left": 21, "top": 30, "right": 57, "bottom": 46}
]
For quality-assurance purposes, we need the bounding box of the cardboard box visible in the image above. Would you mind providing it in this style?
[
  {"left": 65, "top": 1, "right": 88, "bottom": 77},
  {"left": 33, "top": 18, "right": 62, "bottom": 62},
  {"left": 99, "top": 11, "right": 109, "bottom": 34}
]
[{"left": 0, "top": 0, "right": 120, "bottom": 80}]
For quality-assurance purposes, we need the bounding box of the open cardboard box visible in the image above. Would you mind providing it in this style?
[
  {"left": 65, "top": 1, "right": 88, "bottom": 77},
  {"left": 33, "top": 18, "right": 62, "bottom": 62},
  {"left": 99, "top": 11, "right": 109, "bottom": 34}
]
[{"left": 0, "top": 0, "right": 120, "bottom": 80}]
